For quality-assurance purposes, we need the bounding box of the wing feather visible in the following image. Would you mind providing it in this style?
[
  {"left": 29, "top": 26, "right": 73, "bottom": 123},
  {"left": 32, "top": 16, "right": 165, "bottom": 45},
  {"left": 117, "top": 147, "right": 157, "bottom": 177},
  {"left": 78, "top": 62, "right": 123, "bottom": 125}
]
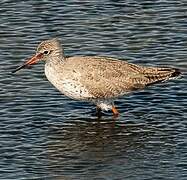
[
  {"left": 69, "top": 56, "right": 146, "bottom": 99},
  {"left": 65, "top": 56, "right": 180, "bottom": 99}
]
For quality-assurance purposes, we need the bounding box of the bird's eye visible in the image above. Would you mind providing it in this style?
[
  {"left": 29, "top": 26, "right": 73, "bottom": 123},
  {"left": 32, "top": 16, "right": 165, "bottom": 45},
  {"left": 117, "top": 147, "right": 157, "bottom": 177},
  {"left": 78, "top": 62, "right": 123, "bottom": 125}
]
[{"left": 43, "top": 50, "right": 49, "bottom": 55}]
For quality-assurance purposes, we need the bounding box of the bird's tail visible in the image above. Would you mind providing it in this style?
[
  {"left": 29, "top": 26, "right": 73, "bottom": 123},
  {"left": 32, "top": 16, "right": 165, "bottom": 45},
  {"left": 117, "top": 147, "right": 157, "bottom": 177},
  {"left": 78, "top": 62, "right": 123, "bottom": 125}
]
[{"left": 142, "top": 67, "right": 181, "bottom": 86}]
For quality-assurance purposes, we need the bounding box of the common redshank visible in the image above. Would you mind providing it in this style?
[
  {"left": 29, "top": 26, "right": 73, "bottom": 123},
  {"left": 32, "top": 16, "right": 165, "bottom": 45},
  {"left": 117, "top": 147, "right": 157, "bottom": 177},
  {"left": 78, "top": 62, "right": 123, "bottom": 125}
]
[{"left": 13, "top": 38, "right": 181, "bottom": 117}]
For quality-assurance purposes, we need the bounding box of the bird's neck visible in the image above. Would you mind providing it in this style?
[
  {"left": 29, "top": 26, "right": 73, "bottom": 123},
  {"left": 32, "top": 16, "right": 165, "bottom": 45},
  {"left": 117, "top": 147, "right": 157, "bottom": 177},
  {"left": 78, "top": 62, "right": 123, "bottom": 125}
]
[{"left": 46, "top": 50, "right": 65, "bottom": 66}]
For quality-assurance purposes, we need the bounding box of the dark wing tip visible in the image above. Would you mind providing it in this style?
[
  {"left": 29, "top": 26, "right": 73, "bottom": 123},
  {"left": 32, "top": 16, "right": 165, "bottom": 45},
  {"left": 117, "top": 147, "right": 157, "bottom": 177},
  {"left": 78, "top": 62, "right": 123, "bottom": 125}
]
[
  {"left": 171, "top": 68, "right": 181, "bottom": 78},
  {"left": 144, "top": 67, "right": 181, "bottom": 87}
]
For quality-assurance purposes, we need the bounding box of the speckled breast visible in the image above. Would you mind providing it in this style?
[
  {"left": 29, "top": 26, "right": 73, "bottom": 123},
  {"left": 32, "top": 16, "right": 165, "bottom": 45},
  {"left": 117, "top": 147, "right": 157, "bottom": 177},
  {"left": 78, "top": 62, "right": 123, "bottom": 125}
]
[
  {"left": 45, "top": 65, "right": 92, "bottom": 100},
  {"left": 60, "top": 79, "right": 92, "bottom": 100}
]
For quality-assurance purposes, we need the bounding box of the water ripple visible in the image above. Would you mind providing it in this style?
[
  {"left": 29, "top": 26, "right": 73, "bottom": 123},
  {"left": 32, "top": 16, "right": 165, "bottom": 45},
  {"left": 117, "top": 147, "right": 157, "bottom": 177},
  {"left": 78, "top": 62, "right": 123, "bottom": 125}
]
[{"left": 0, "top": 0, "right": 187, "bottom": 179}]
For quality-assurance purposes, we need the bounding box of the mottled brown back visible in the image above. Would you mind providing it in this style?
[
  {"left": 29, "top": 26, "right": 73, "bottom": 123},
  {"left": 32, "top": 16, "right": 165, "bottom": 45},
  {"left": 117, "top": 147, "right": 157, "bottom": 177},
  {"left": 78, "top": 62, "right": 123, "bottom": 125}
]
[{"left": 64, "top": 56, "right": 180, "bottom": 99}]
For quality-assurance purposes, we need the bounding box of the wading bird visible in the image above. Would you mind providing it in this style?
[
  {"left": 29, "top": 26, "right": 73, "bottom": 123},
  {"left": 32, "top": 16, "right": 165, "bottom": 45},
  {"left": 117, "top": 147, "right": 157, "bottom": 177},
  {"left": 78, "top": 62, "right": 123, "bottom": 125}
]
[{"left": 13, "top": 38, "right": 181, "bottom": 117}]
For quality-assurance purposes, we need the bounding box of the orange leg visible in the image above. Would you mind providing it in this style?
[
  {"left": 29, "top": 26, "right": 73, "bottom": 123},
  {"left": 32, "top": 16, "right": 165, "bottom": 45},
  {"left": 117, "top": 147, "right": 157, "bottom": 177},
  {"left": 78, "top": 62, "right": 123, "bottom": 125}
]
[{"left": 112, "top": 105, "right": 119, "bottom": 117}]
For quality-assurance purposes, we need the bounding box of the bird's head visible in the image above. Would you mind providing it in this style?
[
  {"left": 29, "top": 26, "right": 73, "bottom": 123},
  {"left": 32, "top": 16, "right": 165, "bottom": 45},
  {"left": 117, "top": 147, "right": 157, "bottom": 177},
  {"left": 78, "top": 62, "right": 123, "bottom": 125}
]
[{"left": 12, "top": 38, "right": 63, "bottom": 73}]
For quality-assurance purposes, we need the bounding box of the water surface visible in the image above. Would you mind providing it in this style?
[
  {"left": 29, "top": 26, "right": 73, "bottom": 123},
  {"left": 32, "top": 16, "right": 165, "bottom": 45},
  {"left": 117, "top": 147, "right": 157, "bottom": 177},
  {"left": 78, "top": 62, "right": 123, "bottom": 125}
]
[{"left": 0, "top": 0, "right": 186, "bottom": 179}]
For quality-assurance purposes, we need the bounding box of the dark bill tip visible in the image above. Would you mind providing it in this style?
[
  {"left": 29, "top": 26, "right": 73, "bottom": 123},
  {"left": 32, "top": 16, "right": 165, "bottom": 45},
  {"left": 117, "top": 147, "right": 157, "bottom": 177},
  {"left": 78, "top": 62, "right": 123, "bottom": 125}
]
[
  {"left": 12, "top": 64, "right": 28, "bottom": 73},
  {"left": 12, "top": 53, "right": 44, "bottom": 74}
]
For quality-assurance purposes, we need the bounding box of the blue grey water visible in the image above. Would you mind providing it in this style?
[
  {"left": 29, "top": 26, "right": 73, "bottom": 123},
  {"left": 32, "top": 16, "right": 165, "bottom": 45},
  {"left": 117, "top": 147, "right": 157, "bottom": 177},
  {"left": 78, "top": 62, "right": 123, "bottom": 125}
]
[{"left": 0, "top": 0, "right": 186, "bottom": 179}]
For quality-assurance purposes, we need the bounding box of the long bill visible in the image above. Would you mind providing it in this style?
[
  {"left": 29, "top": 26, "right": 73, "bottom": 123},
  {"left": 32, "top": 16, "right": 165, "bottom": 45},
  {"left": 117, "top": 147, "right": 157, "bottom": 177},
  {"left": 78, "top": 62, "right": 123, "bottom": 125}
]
[{"left": 12, "top": 53, "right": 44, "bottom": 73}]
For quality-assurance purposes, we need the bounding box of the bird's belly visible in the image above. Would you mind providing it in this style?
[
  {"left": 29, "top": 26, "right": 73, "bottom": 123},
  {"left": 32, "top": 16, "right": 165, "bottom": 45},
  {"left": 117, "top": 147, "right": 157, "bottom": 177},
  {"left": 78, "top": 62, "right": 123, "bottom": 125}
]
[
  {"left": 60, "top": 80, "right": 92, "bottom": 100},
  {"left": 50, "top": 79, "right": 92, "bottom": 100}
]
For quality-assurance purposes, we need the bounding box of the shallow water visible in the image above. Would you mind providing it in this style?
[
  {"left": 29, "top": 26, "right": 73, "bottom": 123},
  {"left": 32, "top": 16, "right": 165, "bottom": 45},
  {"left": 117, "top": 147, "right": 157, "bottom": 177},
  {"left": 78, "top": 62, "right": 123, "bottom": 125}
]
[{"left": 0, "top": 0, "right": 187, "bottom": 179}]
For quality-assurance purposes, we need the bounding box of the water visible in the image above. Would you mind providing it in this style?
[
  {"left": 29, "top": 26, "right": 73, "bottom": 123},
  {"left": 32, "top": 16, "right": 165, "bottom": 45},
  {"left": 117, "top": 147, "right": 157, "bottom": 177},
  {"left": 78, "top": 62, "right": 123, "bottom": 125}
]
[{"left": 0, "top": 0, "right": 187, "bottom": 179}]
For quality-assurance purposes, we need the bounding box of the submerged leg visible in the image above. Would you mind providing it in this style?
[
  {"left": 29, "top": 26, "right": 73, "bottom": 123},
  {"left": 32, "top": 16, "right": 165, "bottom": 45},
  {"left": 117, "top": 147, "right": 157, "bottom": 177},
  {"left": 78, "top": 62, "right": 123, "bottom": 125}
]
[
  {"left": 112, "top": 105, "right": 119, "bottom": 117},
  {"left": 96, "top": 101, "right": 119, "bottom": 117},
  {"left": 96, "top": 105, "right": 102, "bottom": 118}
]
